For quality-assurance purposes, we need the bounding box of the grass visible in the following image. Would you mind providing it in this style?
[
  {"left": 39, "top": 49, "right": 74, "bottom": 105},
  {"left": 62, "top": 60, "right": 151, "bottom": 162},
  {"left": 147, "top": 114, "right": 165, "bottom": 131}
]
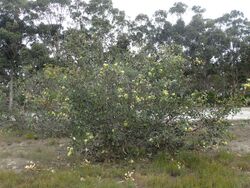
[
  {"left": 1, "top": 122, "right": 250, "bottom": 187},
  {"left": 0, "top": 165, "right": 134, "bottom": 188},
  {"left": 135, "top": 151, "right": 250, "bottom": 188},
  {"left": 0, "top": 151, "right": 250, "bottom": 188}
]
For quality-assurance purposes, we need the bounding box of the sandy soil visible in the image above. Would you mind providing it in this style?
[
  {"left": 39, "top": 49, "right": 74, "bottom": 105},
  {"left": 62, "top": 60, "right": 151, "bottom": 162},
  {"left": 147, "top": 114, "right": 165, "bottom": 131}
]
[
  {"left": 0, "top": 136, "right": 70, "bottom": 172},
  {"left": 227, "top": 108, "right": 250, "bottom": 120},
  {"left": 227, "top": 121, "right": 250, "bottom": 153}
]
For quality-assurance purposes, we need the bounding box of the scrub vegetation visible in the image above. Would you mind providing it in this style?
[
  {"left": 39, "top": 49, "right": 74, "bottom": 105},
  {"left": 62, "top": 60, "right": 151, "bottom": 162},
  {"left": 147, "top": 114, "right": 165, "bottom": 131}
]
[{"left": 0, "top": 0, "right": 250, "bottom": 187}]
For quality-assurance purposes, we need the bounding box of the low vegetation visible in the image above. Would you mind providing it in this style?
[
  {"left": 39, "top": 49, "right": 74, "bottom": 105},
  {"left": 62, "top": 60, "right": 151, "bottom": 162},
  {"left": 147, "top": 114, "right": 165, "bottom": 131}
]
[
  {"left": 0, "top": 150, "right": 250, "bottom": 188},
  {"left": 1, "top": 123, "right": 250, "bottom": 188}
]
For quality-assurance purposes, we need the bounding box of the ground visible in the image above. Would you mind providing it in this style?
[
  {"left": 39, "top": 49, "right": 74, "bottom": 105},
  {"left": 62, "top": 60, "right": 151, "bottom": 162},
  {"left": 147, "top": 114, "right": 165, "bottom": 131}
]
[
  {"left": 227, "top": 107, "right": 250, "bottom": 120},
  {"left": 0, "top": 135, "right": 69, "bottom": 172},
  {"left": 0, "top": 121, "right": 250, "bottom": 187},
  {"left": 228, "top": 121, "right": 250, "bottom": 153}
]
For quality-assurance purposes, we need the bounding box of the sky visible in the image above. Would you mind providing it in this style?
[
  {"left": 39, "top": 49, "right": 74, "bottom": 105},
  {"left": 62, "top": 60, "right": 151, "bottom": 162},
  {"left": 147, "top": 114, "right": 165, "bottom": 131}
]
[{"left": 112, "top": 0, "right": 250, "bottom": 21}]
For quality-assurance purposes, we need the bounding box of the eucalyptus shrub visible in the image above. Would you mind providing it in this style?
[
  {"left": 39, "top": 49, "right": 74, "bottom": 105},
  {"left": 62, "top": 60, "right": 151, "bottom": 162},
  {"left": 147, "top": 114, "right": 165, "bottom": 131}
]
[
  {"left": 16, "top": 65, "right": 73, "bottom": 137},
  {"left": 0, "top": 88, "right": 8, "bottom": 121},
  {"left": 243, "top": 78, "right": 250, "bottom": 106},
  {"left": 70, "top": 48, "right": 238, "bottom": 160}
]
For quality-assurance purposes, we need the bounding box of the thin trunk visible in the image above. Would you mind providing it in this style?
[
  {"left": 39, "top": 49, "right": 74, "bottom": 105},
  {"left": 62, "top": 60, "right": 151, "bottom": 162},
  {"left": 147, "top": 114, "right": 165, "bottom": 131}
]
[{"left": 8, "top": 71, "right": 14, "bottom": 112}]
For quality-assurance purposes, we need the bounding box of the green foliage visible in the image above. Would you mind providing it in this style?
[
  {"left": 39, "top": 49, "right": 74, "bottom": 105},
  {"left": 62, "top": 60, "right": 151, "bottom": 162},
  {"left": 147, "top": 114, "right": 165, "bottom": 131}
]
[
  {"left": 17, "top": 65, "right": 73, "bottom": 137},
  {"left": 242, "top": 78, "right": 250, "bottom": 106},
  {"left": 0, "top": 87, "right": 7, "bottom": 115},
  {"left": 70, "top": 47, "right": 237, "bottom": 160},
  {"left": 243, "top": 79, "right": 250, "bottom": 90},
  {"left": 169, "top": 2, "right": 188, "bottom": 15}
]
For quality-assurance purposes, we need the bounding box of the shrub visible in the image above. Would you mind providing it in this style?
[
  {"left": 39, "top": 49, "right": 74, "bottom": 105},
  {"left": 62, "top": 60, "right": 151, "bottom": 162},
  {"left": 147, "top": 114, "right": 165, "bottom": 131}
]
[
  {"left": 0, "top": 86, "right": 15, "bottom": 128},
  {"left": 70, "top": 47, "right": 238, "bottom": 160},
  {"left": 0, "top": 87, "right": 7, "bottom": 116},
  {"left": 243, "top": 78, "right": 250, "bottom": 106},
  {"left": 16, "top": 65, "right": 73, "bottom": 137}
]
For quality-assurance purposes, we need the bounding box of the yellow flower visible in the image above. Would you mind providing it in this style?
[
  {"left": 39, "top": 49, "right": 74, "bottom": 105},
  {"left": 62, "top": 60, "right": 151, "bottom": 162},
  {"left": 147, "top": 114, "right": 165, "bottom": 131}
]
[
  {"left": 67, "top": 147, "right": 74, "bottom": 157},
  {"left": 124, "top": 121, "right": 128, "bottom": 127},
  {"left": 117, "top": 88, "right": 123, "bottom": 93},
  {"left": 136, "top": 96, "right": 141, "bottom": 103},
  {"left": 103, "top": 63, "right": 109, "bottom": 68},
  {"left": 124, "top": 93, "right": 128, "bottom": 99},
  {"left": 129, "top": 159, "right": 134, "bottom": 164},
  {"left": 162, "top": 90, "right": 169, "bottom": 96},
  {"left": 221, "top": 141, "right": 228, "bottom": 145},
  {"left": 147, "top": 95, "right": 155, "bottom": 100}
]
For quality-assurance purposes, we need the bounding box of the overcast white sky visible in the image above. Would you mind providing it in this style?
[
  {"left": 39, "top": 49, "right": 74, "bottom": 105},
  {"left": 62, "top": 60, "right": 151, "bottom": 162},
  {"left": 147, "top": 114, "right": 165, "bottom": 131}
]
[{"left": 112, "top": 0, "right": 250, "bottom": 21}]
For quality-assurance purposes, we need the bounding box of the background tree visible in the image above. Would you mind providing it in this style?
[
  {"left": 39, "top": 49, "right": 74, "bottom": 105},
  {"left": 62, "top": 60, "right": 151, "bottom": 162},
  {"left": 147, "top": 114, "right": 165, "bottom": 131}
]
[{"left": 0, "top": 0, "right": 36, "bottom": 111}]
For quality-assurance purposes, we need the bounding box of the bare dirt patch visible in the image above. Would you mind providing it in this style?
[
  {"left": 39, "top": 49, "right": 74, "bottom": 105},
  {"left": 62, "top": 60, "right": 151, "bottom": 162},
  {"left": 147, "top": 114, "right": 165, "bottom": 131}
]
[
  {"left": 227, "top": 121, "right": 250, "bottom": 153},
  {"left": 0, "top": 134, "right": 70, "bottom": 172}
]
